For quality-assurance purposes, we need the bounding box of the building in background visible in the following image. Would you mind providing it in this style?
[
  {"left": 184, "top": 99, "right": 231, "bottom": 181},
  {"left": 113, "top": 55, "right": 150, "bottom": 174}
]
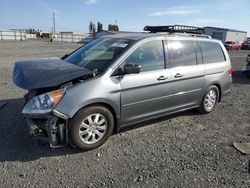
[{"left": 204, "top": 27, "right": 247, "bottom": 44}]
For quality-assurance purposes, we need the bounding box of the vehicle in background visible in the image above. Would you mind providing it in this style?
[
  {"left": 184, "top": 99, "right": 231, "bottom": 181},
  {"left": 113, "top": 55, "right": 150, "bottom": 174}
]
[
  {"left": 224, "top": 41, "right": 241, "bottom": 51},
  {"left": 242, "top": 54, "right": 250, "bottom": 78},
  {"left": 241, "top": 38, "right": 250, "bottom": 50},
  {"left": 13, "top": 25, "right": 232, "bottom": 151}
]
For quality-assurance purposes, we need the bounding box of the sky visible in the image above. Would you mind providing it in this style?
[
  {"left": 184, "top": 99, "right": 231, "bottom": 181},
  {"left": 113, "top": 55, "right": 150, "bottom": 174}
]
[{"left": 0, "top": 0, "right": 249, "bottom": 35}]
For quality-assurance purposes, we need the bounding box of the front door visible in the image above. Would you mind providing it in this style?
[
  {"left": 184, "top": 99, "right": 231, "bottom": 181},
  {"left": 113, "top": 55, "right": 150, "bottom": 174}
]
[{"left": 120, "top": 39, "right": 172, "bottom": 125}]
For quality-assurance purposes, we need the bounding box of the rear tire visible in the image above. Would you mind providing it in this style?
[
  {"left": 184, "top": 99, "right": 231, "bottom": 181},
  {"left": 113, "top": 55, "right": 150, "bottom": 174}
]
[
  {"left": 198, "top": 85, "right": 219, "bottom": 114},
  {"left": 69, "top": 106, "right": 114, "bottom": 151}
]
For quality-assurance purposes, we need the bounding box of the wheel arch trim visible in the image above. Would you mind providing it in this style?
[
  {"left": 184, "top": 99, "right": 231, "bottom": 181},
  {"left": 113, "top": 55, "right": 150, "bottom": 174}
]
[
  {"left": 66, "top": 100, "right": 120, "bottom": 132},
  {"left": 206, "top": 82, "right": 222, "bottom": 102}
]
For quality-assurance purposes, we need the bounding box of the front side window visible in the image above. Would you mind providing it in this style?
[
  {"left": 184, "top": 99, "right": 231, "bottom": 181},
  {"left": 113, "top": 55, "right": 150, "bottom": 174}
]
[
  {"left": 124, "top": 40, "right": 165, "bottom": 72},
  {"left": 64, "top": 38, "right": 132, "bottom": 74},
  {"left": 167, "top": 40, "right": 197, "bottom": 67},
  {"left": 199, "top": 41, "right": 226, "bottom": 64}
]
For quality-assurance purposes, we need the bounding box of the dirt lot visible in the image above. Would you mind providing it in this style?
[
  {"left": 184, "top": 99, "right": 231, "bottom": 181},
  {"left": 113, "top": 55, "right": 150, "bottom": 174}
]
[{"left": 0, "top": 40, "right": 250, "bottom": 187}]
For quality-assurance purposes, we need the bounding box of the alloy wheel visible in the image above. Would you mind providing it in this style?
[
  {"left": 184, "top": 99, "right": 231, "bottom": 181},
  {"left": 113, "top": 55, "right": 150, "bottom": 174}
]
[
  {"left": 79, "top": 113, "right": 107, "bottom": 144},
  {"left": 204, "top": 90, "right": 217, "bottom": 110}
]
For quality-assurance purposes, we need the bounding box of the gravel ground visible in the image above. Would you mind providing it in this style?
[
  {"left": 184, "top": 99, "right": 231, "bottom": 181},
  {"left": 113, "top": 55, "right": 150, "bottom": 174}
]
[{"left": 0, "top": 40, "right": 250, "bottom": 188}]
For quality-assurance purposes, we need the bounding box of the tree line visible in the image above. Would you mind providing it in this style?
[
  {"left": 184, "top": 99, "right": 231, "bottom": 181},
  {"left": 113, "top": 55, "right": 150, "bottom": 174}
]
[{"left": 89, "top": 21, "right": 119, "bottom": 33}]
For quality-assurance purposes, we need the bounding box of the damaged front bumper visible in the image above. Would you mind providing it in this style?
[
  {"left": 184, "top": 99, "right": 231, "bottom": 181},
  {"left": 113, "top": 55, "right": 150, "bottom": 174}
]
[{"left": 24, "top": 110, "right": 70, "bottom": 148}]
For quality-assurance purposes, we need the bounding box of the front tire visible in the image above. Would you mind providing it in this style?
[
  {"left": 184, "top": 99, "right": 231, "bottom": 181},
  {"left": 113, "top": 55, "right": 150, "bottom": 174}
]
[
  {"left": 69, "top": 106, "right": 114, "bottom": 151},
  {"left": 198, "top": 85, "right": 219, "bottom": 114}
]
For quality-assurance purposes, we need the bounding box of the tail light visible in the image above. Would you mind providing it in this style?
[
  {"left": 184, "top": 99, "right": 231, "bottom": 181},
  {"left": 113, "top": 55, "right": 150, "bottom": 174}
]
[{"left": 228, "top": 67, "right": 232, "bottom": 77}]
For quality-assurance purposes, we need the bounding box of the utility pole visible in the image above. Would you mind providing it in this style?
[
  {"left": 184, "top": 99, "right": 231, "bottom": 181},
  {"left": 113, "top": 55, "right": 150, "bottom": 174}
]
[{"left": 53, "top": 12, "right": 56, "bottom": 33}]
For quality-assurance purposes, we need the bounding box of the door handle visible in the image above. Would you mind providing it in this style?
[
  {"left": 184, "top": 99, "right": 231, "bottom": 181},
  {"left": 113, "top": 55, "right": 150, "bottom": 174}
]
[
  {"left": 157, "top": 75, "right": 168, "bottom": 81},
  {"left": 174, "top": 73, "right": 184, "bottom": 78}
]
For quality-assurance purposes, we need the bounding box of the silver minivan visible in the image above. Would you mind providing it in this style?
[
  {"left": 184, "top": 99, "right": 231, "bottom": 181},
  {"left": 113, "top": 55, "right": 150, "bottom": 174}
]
[{"left": 13, "top": 25, "right": 232, "bottom": 151}]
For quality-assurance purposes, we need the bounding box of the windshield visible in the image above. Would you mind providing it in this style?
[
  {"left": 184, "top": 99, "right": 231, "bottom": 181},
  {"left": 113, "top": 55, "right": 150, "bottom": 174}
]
[
  {"left": 225, "top": 41, "right": 233, "bottom": 44},
  {"left": 64, "top": 38, "right": 132, "bottom": 74}
]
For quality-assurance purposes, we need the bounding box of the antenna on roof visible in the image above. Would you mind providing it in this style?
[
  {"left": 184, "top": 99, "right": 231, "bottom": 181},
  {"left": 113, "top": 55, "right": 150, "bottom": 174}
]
[{"left": 144, "top": 25, "right": 205, "bottom": 34}]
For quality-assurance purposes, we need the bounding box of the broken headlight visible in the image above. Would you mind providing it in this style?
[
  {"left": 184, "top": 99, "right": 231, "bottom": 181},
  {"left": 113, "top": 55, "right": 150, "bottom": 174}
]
[{"left": 22, "top": 89, "right": 65, "bottom": 114}]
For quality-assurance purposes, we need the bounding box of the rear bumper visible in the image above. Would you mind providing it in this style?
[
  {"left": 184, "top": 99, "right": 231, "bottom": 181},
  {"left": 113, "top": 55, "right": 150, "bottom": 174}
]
[
  {"left": 24, "top": 111, "right": 69, "bottom": 148},
  {"left": 220, "top": 75, "right": 232, "bottom": 101}
]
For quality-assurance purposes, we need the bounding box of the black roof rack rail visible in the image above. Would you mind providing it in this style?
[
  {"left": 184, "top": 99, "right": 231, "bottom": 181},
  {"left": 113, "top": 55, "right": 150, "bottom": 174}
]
[{"left": 144, "top": 25, "right": 205, "bottom": 34}]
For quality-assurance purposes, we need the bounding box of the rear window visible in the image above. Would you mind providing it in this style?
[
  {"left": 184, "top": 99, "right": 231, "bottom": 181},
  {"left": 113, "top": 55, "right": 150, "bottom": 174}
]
[{"left": 199, "top": 41, "right": 226, "bottom": 64}]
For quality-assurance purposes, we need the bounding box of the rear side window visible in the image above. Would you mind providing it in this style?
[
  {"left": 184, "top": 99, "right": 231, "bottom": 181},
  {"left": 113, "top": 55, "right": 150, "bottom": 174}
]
[
  {"left": 199, "top": 41, "right": 226, "bottom": 64},
  {"left": 167, "top": 40, "right": 197, "bottom": 67}
]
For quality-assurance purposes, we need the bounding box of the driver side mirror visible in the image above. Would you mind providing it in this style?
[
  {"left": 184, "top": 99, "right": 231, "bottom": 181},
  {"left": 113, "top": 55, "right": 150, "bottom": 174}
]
[{"left": 124, "top": 64, "right": 141, "bottom": 74}]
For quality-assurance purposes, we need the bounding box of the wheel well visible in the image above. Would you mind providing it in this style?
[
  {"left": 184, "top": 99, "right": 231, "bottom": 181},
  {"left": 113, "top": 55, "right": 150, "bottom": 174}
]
[
  {"left": 84, "top": 103, "right": 118, "bottom": 133},
  {"left": 212, "top": 83, "right": 222, "bottom": 102}
]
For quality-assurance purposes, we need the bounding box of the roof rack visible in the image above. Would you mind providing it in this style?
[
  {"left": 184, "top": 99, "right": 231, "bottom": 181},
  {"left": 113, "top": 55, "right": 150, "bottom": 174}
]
[{"left": 144, "top": 25, "right": 205, "bottom": 34}]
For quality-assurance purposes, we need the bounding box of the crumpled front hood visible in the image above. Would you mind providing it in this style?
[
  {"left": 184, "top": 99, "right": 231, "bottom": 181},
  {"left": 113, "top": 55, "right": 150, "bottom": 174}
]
[{"left": 13, "top": 58, "right": 92, "bottom": 90}]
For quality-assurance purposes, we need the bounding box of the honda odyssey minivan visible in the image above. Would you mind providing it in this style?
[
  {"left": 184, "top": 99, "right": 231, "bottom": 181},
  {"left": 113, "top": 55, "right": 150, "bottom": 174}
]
[{"left": 13, "top": 25, "right": 232, "bottom": 151}]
